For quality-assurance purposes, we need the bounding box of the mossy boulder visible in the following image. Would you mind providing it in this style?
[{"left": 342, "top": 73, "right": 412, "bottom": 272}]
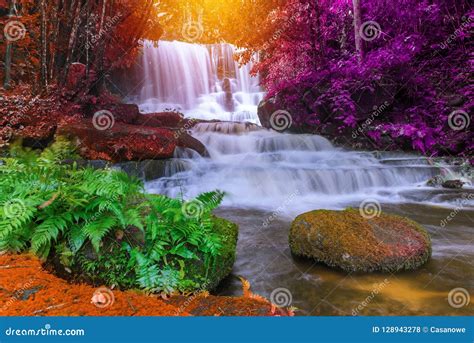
[
  {"left": 179, "top": 216, "right": 238, "bottom": 290},
  {"left": 289, "top": 209, "right": 431, "bottom": 272},
  {"left": 61, "top": 216, "right": 238, "bottom": 292}
]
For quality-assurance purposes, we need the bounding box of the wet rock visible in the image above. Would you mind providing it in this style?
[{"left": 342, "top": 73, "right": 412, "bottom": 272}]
[
  {"left": 426, "top": 175, "right": 444, "bottom": 187},
  {"left": 58, "top": 117, "right": 207, "bottom": 162},
  {"left": 289, "top": 209, "right": 431, "bottom": 273},
  {"left": 134, "top": 111, "right": 185, "bottom": 128},
  {"left": 442, "top": 179, "right": 464, "bottom": 189},
  {"left": 257, "top": 97, "right": 282, "bottom": 129},
  {"left": 58, "top": 117, "right": 177, "bottom": 162},
  {"left": 175, "top": 131, "right": 209, "bottom": 157},
  {"left": 114, "top": 159, "right": 169, "bottom": 181}
]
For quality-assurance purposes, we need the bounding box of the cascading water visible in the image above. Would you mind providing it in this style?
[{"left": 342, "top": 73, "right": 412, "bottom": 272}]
[
  {"left": 137, "top": 41, "right": 473, "bottom": 316},
  {"left": 137, "top": 40, "right": 264, "bottom": 124},
  {"left": 136, "top": 41, "right": 473, "bottom": 213},
  {"left": 147, "top": 122, "right": 472, "bottom": 214}
]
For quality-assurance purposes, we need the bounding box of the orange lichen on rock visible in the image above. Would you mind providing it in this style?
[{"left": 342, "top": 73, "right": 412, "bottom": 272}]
[{"left": 0, "top": 254, "right": 287, "bottom": 316}]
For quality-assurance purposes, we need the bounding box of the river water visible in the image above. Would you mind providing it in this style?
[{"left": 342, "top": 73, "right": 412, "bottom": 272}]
[{"left": 137, "top": 41, "right": 473, "bottom": 316}]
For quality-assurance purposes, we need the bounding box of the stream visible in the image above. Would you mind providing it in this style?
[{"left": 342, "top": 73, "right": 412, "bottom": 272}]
[{"left": 136, "top": 41, "right": 473, "bottom": 316}]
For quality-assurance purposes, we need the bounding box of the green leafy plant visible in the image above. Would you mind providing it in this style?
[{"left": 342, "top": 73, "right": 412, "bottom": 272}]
[{"left": 0, "top": 138, "right": 228, "bottom": 293}]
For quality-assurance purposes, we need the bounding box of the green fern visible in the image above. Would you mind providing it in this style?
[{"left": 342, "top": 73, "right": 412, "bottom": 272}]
[{"left": 0, "top": 138, "right": 226, "bottom": 294}]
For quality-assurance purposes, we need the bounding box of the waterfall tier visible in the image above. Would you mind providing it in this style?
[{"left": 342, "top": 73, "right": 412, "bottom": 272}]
[{"left": 137, "top": 40, "right": 264, "bottom": 124}]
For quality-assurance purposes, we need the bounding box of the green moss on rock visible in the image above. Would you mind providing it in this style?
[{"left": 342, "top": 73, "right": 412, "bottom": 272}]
[
  {"left": 289, "top": 209, "right": 431, "bottom": 272},
  {"left": 181, "top": 216, "right": 238, "bottom": 290},
  {"left": 70, "top": 216, "right": 238, "bottom": 292}
]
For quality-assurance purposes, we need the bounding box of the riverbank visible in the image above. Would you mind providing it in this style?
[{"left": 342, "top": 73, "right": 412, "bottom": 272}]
[{"left": 0, "top": 254, "right": 292, "bottom": 317}]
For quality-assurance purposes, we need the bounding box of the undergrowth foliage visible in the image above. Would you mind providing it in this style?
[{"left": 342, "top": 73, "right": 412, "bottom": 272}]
[{"left": 0, "top": 139, "right": 226, "bottom": 293}]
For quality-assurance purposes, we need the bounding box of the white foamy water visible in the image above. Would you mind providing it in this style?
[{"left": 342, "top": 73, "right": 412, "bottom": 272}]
[
  {"left": 146, "top": 123, "right": 473, "bottom": 216},
  {"left": 137, "top": 40, "right": 264, "bottom": 124},
  {"left": 138, "top": 41, "right": 473, "bottom": 216}
]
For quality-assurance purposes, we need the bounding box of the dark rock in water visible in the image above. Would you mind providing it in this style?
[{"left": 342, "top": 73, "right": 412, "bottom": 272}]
[
  {"left": 257, "top": 97, "right": 283, "bottom": 130},
  {"left": 63, "top": 159, "right": 188, "bottom": 181},
  {"left": 289, "top": 209, "right": 431, "bottom": 273},
  {"left": 222, "top": 78, "right": 235, "bottom": 112},
  {"left": 442, "top": 180, "right": 464, "bottom": 189},
  {"left": 175, "top": 131, "right": 209, "bottom": 157},
  {"left": 114, "top": 159, "right": 169, "bottom": 181},
  {"left": 426, "top": 175, "right": 444, "bottom": 187}
]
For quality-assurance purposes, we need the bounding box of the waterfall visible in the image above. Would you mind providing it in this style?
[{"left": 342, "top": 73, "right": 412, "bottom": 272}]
[
  {"left": 137, "top": 40, "right": 264, "bottom": 124},
  {"left": 137, "top": 41, "right": 473, "bottom": 215}
]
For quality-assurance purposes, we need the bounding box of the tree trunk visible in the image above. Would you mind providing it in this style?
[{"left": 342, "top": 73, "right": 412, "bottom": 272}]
[
  {"left": 352, "top": 0, "right": 364, "bottom": 61},
  {"left": 3, "top": 0, "right": 16, "bottom": 89},
  {"left": 40, "top": 0, "right": 48, "bottom": 90},
  {"left": 62, "top": 0, "right": 82, "bottom": 84}
]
